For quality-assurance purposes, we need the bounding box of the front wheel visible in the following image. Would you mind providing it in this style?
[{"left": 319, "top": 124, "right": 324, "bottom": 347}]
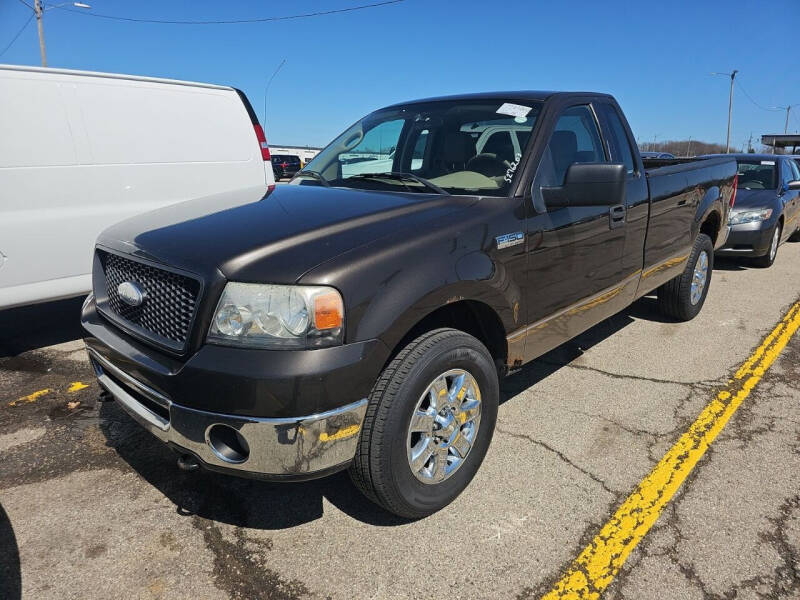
[
  {"left": 349, "top": 328, "right": 499, "bottom": 519},
  {"left": 657, "top": 232, "right": 713, "bottom": 321},
  {"left": 753, "top": 223, "right": 781, "bottom": 268}
]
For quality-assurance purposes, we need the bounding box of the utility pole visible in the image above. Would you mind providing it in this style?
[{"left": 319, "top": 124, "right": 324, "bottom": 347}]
[
  {"left": 22, "top": 2, "right": 91, "bottom": 67},
  {"left": 747, "top": 132, "right": 753, "bottom": 153},
  {"left": 34, "top": 0, "right": 47, "bottom": 67},
  {"left": 686, "top": 136, "right": 692, "bottom": 157},
  {"left": 782, "top": 105, "right": 796, "bottom": 134},
  {"left": 725, "top": 70, "right": 737, "bottom": 153},
  {"left": 711, "top": 70, "right": 738, "bottom": 153}
]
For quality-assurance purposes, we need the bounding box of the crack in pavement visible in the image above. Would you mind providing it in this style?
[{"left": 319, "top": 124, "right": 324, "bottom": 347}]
[
  {"left": 537, "top": 358, "right": 722, "bottom": 389},
  {"left": 496, "top": 425, "right": 620, "bottom": 496},
  {"left": 606, "top": 341, "right": 800, "bottom": 600}
]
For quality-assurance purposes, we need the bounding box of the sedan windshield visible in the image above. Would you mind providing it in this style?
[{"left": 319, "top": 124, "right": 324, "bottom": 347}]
[
  {"left": 292, "top": 99, "right": 542, "bottom": 196},
  {"left": 737, "top": 160, "right": 777, "bottom": 190}
]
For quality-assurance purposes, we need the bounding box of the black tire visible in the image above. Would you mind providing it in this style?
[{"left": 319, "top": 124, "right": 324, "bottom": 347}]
[
  {"left": 789, "top": 227, "right": 800, "bottom": 242},
  {"left": 657, "top": 233, "right": 713, "bottom": 321},
  {"left": 753, "top": 223, "right": 782, "bottom": 268},
  {"left": 349, "top": 328, "right": 499, "bottom": 519}
]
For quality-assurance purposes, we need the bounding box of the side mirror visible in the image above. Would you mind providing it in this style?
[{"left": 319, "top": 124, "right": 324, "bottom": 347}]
[
  {"left": 542, "top": 163, "right": 626, "bottom": 208},
  {"left": 787, "top": 180, "right": 800, "bottom": 191}
]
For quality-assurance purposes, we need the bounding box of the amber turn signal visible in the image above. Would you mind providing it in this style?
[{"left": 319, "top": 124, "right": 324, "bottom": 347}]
[{"left": 313, "top": 291, "right": 343, "bottom": 330}]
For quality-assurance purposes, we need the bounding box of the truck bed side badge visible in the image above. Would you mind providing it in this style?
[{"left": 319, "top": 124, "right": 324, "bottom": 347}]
[{"left": 496, "top": 232, "right": 524, "bottom": 250}]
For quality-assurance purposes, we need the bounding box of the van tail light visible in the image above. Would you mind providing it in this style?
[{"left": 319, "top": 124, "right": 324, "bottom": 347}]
[
  {"left": 730, "top": 174, "right": 738, "bottom": 208},
  {"left": 253, "top": 124, "right": 271, "bottom": 161}
]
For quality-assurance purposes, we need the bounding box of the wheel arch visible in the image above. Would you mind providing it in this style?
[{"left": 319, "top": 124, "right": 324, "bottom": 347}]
[{"left": 695, "top": 186, "right": 723, "bottom": 245}]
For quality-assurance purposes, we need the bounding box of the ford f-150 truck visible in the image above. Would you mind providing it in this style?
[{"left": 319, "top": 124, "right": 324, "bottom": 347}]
[{"left": 82, "top": 91, "right": 737, "bottom": 518}]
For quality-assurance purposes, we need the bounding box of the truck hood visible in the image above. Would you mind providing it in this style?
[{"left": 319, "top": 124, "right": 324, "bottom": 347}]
[
  {"left": 733, "top": 188, "right": 779, "bottom": 210},
  {"left": 98, "top": 184, "right": 476, "bottom": 283}
]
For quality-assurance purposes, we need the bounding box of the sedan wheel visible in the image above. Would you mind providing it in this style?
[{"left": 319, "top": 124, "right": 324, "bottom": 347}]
[{"left": 754, "top": 223, "right": 782, "bottom": 268}]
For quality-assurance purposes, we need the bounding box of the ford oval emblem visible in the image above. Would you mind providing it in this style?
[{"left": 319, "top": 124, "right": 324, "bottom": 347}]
[{"left": 118, "top": 281, "right": 145, "bottom": 307}]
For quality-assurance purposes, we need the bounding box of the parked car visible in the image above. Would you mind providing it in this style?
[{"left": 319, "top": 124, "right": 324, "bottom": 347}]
[
  {"left": 705, "top": 154, "right": 800, "bottom": 267},
  {"left": 640, "top": 151, "right": 676, "bottom": 159},
  {"left": 271, "top": 154, "right": 302, "bottom": 180},
  {"left": 82, "top": 91, "right": 737, "bottom": 518},
  {"left": 0, "top": 65, "right": 275, "bottom": 310}
]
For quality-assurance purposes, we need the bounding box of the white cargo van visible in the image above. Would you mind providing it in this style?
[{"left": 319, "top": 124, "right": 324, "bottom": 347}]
[{"left": 0, "top": 65, "right": 276, "bottom": 309}]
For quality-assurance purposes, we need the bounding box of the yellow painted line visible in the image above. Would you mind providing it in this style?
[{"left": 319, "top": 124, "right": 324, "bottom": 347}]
[
  {"left": 67, "top": 381, "right": 89, "bottom": 393},
  {"left": 8, "top": 388, "right": 52, "bottom": 407},
  {"left": 542, "top": 300, "right": 800, "bottom": 600},
  {"left": 319, "top": 424, "right": 361, "bottom": 443}
]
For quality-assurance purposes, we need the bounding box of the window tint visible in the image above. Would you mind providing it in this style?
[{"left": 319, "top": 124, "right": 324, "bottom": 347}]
[
  {"left": 477, "top": 131, "right": 516, "bottom": 163},
  {"left": 737, "top": 160, "right": 777, "bottom": 190},
  {"left": 548, "top": 105, "right": 605, "bottom": 185},
  {"left": 783, "top": 159, "right": 799, "bottom": 183},
  {"left": 339, "top": 118, "right": 404, "bottom": 178},
  {"left": 516, "top": 130, "right": 531, "bottom": 157},
  {"left": 599, "top": 104, "right": 635, "bottom": 175},
  {"left": 301, "top": 100, "right": 542, "bottom": 196},
  {"left": 410, "top": 129, "right": 429, "bottom": 171}
]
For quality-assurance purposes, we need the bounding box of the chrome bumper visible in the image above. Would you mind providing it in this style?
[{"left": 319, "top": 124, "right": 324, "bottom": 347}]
[{"left": 88, "top": 349, "right": 367, "bottom": 478}]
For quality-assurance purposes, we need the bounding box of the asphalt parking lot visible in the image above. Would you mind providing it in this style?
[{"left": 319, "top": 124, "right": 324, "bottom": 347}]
[{"left": 2, "top": 242, "right": 800, "bottom": 600}]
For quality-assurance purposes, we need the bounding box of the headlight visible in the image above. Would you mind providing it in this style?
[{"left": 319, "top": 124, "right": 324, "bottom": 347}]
[
  {"left": 208, "top": 283, "right": 344, "bottom": 349},
  {"left": 728, "top": 208, "right": 773, "bottom": 225}
]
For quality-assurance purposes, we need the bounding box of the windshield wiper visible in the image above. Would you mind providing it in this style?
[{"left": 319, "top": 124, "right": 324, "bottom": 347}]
[
  {"left": 347, "top": 172, "right": 447, "bottom": 195},
  {"left": 292, "top": 170, "right": 331, "bottom": 187}
]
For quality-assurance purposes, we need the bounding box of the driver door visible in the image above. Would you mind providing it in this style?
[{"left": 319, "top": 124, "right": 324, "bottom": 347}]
[{"left": 521, "top": 103, "right": 628, "bottom": 361}]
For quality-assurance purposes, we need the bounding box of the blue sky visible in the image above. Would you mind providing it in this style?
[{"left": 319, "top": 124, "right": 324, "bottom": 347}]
[{"left": 2, "top": 0, "right": 799, "bottom": 149}]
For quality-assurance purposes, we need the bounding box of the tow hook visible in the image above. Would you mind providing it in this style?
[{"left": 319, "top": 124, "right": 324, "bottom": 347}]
[{"left": 177, "top": 454, "right": 200, "bottom": 472}]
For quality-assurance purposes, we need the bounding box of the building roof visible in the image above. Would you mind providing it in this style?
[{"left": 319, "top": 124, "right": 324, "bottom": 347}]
[{"left": 761, "top": 134, "right": 800, "bottom": 150}]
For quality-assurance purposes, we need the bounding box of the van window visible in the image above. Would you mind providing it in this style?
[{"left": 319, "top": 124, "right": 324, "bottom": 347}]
[{"left": 599, "top": 104, "right": 636, "bottom": 175}]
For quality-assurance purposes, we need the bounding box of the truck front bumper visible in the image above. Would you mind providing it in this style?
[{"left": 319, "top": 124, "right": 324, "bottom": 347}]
[{"left": 82, "top": 295, "right": 386, "bottom": 480}]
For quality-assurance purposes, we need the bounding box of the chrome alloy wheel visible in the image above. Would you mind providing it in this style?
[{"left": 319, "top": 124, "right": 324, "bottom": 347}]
[
  {"left": 690, "top": 250, "right": 709, "bottom": 305},
  {"left": 769, "top": 226, "right": 780, "bottom": 262},
  {"left": 406, "top": 369, "right": 482, "bottom": 484}
]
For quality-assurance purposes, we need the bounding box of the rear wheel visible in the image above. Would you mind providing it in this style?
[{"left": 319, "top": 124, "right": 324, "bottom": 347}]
[
  {"left": 349, "top": 328, "right": 499, "bottom": 519},
  {"left": 657, "top": 233, "right": 713, "bottom": 321},
  {"left": 754, "top": 223, "right": 782, "bottom": 268}
]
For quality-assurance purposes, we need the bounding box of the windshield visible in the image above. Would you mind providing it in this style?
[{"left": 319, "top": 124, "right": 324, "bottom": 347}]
[
  {"left": 737, "top": 160, "right": 777, "bottom": 190},
  {"left": 292, "top": 99, "right": 542, "bottom": 196}
]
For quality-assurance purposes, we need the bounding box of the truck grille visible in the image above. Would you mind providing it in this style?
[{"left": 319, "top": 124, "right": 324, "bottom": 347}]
[{"left": 98, "top": 250, "right": 202, "bottom": 351}]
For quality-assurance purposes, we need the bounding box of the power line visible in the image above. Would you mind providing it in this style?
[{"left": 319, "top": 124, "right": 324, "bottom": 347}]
[
  {"left": 736, "top": 80, "right": 782, "bottom": 113},
  {"left": 52, "top": 0, "right": 406, "bottom": 24},
  {"left": 0, "top": 12, "right": 34, "bottom": 59},
  {"left": 15, "top": 0, "right": 34, "bottom": 10}
]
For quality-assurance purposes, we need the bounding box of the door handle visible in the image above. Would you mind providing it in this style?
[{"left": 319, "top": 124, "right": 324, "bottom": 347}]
[{"left": 609, "top": 204, "right": 626, "bottom": 229}]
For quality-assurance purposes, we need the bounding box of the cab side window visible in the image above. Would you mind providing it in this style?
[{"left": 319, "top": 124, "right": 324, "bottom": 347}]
[
  {"left": 531, "top": 104, "right": 606, "bottom": 212},
  {"left": 548, "top": 105, "right": 605, "bottom": 185},
  {"left": 599, "top": 104, "right": 636, "bottom": 175}
]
